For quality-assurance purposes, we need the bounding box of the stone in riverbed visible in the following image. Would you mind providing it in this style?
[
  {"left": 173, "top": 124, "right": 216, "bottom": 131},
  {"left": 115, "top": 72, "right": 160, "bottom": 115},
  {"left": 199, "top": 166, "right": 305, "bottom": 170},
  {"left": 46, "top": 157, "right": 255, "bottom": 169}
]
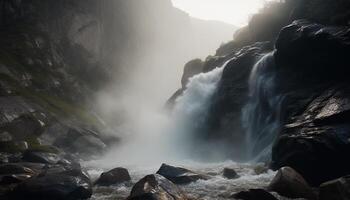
[
  {"left": 9, "top": 168, "right": 92, "bottom": 200},
  {"left": 0, "top": 163, "right": 35, "bottom": 185},
  {"left": 319, "top": 175, "right": 350, "bottom": 200},
  {"left": 0, "top": 163, "right": 35, "bottom": 175},
  {"left": 95, "top": 167, "right": 131, "bottom": 186},
  {"left": 0, "top": 174, "right": 32, "bottom": 184},
  {"left": 128, "top": 174, "right": 187, "bottom": 200},
  {"left": 22, "top": 150, "right": 74, "bottom": 165},
  {"left": 268, "top": 167, "right": 316, "bottom": 200},
  {"left": 222, "top": 168, "right": 239, "bottom": 179},
  {"left": 253, "top": 163, "right": 269, "bottom": 175},
  {"left": 156, "top": 163, "right": 209, "bottom": 184},
  {"left": 231, "top": 189, "right": 278, "bottom": 200}
]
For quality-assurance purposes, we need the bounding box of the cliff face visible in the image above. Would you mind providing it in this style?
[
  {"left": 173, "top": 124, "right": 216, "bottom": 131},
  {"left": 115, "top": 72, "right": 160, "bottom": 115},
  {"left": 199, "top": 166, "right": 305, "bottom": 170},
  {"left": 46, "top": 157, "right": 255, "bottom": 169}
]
[
  {"left": 0, "top": 0, "right": 236, "bottom": 159},
  {"left": 170, "top": 0, "right": 350, "bottom": 185},
  {"left": 0, "top": 0, "right": 110, "bottom": 158},
  {"left": 0, "top": 0, "right": 106, "bottom": 101}
]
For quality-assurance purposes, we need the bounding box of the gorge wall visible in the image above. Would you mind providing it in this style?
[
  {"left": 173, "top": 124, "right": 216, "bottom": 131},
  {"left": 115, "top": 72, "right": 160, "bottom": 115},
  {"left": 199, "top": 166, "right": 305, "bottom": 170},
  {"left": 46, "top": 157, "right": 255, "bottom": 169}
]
[
  {"left": 170, "top": 0, "right": 350, "bottom": 186},
  {"left": 0, "top": 0, "right": 235, "bottom": 159}
]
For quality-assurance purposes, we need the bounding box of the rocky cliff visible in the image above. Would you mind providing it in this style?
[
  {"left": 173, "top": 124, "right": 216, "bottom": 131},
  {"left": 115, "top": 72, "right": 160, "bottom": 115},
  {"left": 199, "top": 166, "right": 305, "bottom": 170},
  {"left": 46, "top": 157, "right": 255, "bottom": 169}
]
[
  {"left": 170, "top": 0, "right": 350, "bottom": 186},
  {"left": 0, "top": 1, "right": 237, "bottom": 199}
]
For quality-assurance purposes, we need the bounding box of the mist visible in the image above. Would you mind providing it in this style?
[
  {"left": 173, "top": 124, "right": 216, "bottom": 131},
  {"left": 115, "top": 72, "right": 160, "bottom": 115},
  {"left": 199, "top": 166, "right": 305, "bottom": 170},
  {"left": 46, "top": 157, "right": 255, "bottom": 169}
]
[
  {"left": 92, "top": 0, "right": 236, "bottom": 168},
  {"left": 3, "top": 0, "right": 348, "bottom": 199}
]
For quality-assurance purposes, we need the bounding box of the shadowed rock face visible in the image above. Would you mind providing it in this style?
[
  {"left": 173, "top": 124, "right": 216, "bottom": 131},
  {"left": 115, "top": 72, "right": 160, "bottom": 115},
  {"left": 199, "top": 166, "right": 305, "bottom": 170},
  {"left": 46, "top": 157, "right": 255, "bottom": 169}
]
[
  {"left": 320, "top": 175, "right": 350, "bottom": 200},
  {"left": 231, "top": 189, "right": 278, "bottom": 200},
  {"left": 270, "top": 20, "right": 350, "bottom": 186}
]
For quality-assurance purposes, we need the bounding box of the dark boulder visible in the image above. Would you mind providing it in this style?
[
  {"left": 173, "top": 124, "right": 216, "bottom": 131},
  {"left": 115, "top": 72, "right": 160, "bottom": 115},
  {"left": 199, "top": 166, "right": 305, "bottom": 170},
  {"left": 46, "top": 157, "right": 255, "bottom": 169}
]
[
  {"left": 267, "top": 167, "right": 316, "bottom": 200},
  {"left": 1, "top": 115, "right": 44, "bottom": 141},
  {"left": 0, "top": 163, "right": 35, "bottom": 175},
  {"left": 273, "top": 20, "right": 350, "bottom": 92},
  {"left": 222, "top": 168, "right": 239, "bottom": 179},
  {"left": 181, "top": 59, "right": 204, "bottom": 88},
  {"left": 253, "top": 163, "right": 269, "bottom": 175},
  {"left": 319, "top": 175, "right": 350, "bottom": 200},
  {"left": 95, "top": 167, "right": 131, "bottom": 186},
  {"left": 22, "top": 150, "right": 70, "bottom": 165},
  {"left": 156, "top": 164, "right": 208, "bottom": 185},
  {"left": 0, "top": 174, "right": 32, "bottom": 185},
  {"left": 231, "top": 189, "right": 277, "bottom": 200},
  {"left": 128, "top": 174, "right": 187, "bottom": 200},
  {"left": 0, "top": 141, "right": 28, "bottom": 153},
  {"left": 10, "top": 168, "right": 92, "bottom": 200},
  {"left": 53, "top": 128, "right": 106, "bottom": 158}
]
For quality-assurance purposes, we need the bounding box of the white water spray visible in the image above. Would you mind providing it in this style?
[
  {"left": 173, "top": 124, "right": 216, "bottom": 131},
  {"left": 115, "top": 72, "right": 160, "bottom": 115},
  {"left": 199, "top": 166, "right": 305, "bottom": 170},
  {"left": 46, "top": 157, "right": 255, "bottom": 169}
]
[
  {"left": 87, "top": 62, "right": 227, "bottom": 169},
  {"left": 170, "top": 66, "right": 225, "bottom": 158},
  {"left": 242, "top": 52, "right": 285, "bottom": 161}
]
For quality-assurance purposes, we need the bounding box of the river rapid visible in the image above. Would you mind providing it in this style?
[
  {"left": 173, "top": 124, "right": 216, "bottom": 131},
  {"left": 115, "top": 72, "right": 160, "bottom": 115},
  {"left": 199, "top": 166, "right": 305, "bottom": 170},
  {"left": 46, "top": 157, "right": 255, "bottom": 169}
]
[{"left": 84, "top": 160, "right": 275, "bottom": 200}]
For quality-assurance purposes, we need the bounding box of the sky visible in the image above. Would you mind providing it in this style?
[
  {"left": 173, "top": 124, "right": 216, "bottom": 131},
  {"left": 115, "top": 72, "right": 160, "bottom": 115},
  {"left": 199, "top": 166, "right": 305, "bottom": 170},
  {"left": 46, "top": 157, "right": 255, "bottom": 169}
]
[{"left": 172, "top": 0, "right": 276, "bottom": 26}]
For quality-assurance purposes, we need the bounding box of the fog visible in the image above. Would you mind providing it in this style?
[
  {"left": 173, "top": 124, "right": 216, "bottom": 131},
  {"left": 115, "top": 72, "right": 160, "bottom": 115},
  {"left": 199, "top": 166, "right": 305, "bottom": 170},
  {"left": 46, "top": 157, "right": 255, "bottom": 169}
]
[{"left": 93, "top": 0, "right": 237, "bottom": 168}]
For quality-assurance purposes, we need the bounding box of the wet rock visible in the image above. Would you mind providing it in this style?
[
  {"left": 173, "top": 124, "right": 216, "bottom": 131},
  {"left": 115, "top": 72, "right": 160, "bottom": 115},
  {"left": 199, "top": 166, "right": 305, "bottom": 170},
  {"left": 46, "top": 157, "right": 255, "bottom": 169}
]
[
  {"left": 0, "top": 174, "right": 32, "bottom": 185},
  {"left": 275, "top": 20, "right": 350, "bottom": 84},
  {"left": 0, "top": 163, "right": 36, "bottom": 185},
  {"left": 95, "top": 167, "right": 131, "bottom": 186},
  {"left": 11, "top": 162, "right": 46, "bottom": 174},
  {"left": 53, "top": 128, "right": 106, "bottom": 157},
  {"left": 271, "top": 87, "right": 350, "bottom": 186},
  {"left": 156, "top": 163, "right": 209, "bottom": 185},
  {"left": 0, "top": 132, "right": 12, "bottom": 142},
  {"left": 222, "top": 168, "right": 239, "bottom": 179},
  {"left": 22, "top": 150, "right": 65, "bottom": 164},
  {"left": 0, "top": 163, "right": 35, "bottom": 175},
  {"left": 10, "top": 168, "right": 92, "bottom": 200},
  {"left": 319, "top": 175, "right": 350, "bottom": 200},
  {"left": 0, "top": 141, "right": 28, "bottom": 153},
  {"left": 181, "top": 59, "right": 204, "bottom": 88},
  {"left": 128, "top": 174, "right": 187, "bottom": 200},
  {"left": 253, "top": 163, "right": 269, "bottom": 175},
  {"left": 268, "top": 167, "right": 316, "bottom": 200},
  {"left": 2, "top": 115, "right": 44, "bottom": 141},
  {"left": 0, "top": 153, "right": 9, "bottom": 164},
  {"left": 231, "top": 189, "right": 277, "bottom": 200},
  {"left": 271, "top": 20, "right": 350, "bottom": 185}
]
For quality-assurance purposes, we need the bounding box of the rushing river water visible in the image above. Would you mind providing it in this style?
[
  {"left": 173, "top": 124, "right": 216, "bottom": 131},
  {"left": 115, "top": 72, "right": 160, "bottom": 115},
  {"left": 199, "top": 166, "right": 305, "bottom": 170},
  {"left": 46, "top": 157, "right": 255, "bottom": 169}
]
[{"left": 84, "top": 161, "right": 275, "bottom": 200}]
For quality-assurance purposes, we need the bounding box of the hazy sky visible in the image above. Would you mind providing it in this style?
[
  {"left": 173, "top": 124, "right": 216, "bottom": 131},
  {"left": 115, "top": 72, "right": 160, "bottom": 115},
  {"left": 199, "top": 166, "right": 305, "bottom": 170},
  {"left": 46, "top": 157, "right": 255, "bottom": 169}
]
[{"left": 172, "top": 0, "right": 275, "bottom": 26}]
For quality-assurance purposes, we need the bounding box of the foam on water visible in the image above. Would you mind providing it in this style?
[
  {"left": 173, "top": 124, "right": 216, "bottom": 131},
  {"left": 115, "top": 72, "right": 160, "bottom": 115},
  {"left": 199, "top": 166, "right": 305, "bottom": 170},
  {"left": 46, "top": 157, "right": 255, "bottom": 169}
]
[
  {"left": 85, "top": 161, "right": 275, "bottom": 200},
  {"left": 242, "top": 52, "right": 285, "bottom": 161}
]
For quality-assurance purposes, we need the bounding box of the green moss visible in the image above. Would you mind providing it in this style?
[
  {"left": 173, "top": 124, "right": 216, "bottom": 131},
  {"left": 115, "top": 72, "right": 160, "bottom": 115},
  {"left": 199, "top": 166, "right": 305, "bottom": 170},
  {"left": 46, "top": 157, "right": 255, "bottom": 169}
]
[
  {"left": 25, "top": 136, "right": 41, "bottom": 147},
  {"left": 0, "top": 141, "right": 27, "bottom": 153},
  {"left": 0, "top": 73, "right": 102, "bottom": 127},
  {"left": 24, "top": 136, "right": 59, "bottom": 153},
  {"left": 28, "top": 144, "right": 59, "bottom": 154}
]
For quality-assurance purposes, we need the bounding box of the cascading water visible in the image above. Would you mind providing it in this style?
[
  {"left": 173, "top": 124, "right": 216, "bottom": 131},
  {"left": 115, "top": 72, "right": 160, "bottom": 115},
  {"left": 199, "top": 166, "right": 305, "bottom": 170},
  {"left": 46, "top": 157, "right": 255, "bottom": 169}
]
[
  {"left": 170, "top": 65, "right": 225, "bottom": 159},
  {"left": 242, "top": 52, "right": 285, "bottom": 161},
  {"left": 87, "top": 59, "right": 277, "bottom": 200}
]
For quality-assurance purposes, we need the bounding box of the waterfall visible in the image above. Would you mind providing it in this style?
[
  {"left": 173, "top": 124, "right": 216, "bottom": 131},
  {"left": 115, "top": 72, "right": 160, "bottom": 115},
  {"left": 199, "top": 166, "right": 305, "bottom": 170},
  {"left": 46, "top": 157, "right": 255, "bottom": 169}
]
[
  {"left": 171, "top": 61, "right": 230, "bottom": 159},
  {"left": 242, "top": 52, "right": 285, "bottom": 161}
]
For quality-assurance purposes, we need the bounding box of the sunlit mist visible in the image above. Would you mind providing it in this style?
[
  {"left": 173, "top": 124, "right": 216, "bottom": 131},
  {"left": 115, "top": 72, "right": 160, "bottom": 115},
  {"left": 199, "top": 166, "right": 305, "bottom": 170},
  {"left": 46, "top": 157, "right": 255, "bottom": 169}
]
[{"left": 172, "top": 0, "right": 278, "bottom": 26}]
